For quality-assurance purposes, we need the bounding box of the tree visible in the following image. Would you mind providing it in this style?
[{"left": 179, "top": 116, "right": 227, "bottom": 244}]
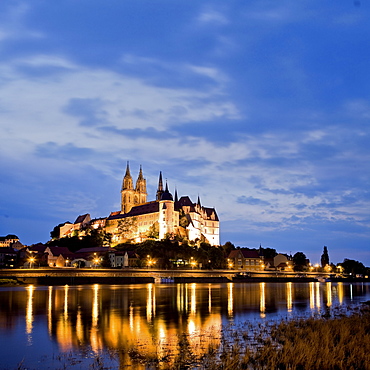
[
  {"left": 321, "top": 246, "right": 330, "bottom": 268},
  {"left": 340, "top": 259, "right": 366, "bottom": 275},
  {"left": 221, "top": 241, "right": 236, "bottom": 255},
  {"left": 117, "top": 217, "right": 138, "bottom": 241},
  {"left": 146, "top": 222, "right": 159, "bottom": 239},
  {"left": 293, "top": 252, "right": 307, "bottom": 271},
  {"left": 261, "top": 247, "right": 277, "bottom": 259}
]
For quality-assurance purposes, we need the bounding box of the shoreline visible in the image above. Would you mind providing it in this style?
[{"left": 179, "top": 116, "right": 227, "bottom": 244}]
[{"left": 1, "top": 268, "right": 368, "bottom": 285}]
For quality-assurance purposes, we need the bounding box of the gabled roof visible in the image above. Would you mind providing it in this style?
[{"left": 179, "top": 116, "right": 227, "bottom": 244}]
[
  {"left": 75, "top": 247, "right": 113, "bottom": 254},
  {"left": 0, "top": 247, "right": 18, "bottom": 254},
  {"left": 27, "top": 243, "right": 48, "bottom": 253},
  {"left": 203, "top": 207, "right": 219, "bottom": 221},
  {"left": 228, "top": 248, "right": 260, "bottom": 259},
  {"left": 74, "top": 214, "right": 90, "bottom": 224},
  {"left": 5, "top": 234, "right": 19, "bottom": 239},
  {"left": 46, "top": 246, "right": 74, "bottom": 257},
  {"left": 108, "top": 201, "right": 159, "bottom": 220}
]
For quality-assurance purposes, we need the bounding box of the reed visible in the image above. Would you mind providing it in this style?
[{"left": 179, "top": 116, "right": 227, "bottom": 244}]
[{"left": 126, "top": 304, "right": 370, "bottom": 370}]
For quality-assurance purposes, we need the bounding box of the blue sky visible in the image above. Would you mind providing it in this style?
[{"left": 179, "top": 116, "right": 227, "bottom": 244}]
[{"left": 0, "top": 0, "right": 369, "bottom": 266}]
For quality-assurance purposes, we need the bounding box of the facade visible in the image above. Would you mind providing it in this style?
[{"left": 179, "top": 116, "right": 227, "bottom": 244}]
[
  {"left": 273, "top": 253, "right": 293, "bottom": 271},
  {"left": 59, "top": 164, "right": 220, "bottom": 246},
  {"left": 0, "top": 234, "right": 23, "bottom": 250},
  {"left": 228, "top": 249, "right": 263, "bottom": 271},
  {"left": 0, "top": 247, "right": 18, "bottom": 268}
]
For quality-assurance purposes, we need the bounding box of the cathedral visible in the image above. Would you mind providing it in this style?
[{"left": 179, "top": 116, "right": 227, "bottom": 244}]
[{"left": 59, "top": 164, "right": 220, "bottom": 246}]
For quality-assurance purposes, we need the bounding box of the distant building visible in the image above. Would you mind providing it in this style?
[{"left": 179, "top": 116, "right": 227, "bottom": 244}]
[
  {"left": 273, "top": 253, "right": 293, "bottom": 271},
  {"left": 0, "top": 247, "right": 18, "bottom": 268},
  {"left": 228, "top": 248, "right": 263, "bottom": 271},
  {"left": 0, "top": 234, "right": 23, "bottom": 250},
  {"left": 59, "top": 163, "right": 220, "bottom": 246}
]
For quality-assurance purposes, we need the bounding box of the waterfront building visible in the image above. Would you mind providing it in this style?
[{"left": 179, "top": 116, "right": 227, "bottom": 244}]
[
  {"left": 228, "top": 248, "right": 264, "bottom": 271},
  {"left": 273, "top": 253, "right": 293, "bottom": 271},
  {"left": 59, "top": 163, "right": 220, "bottom": 246}
]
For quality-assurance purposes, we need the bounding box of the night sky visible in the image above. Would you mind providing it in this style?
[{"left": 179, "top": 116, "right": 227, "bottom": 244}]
[{"left": 0, "top": 1, "right": 369, "bottom": 266}]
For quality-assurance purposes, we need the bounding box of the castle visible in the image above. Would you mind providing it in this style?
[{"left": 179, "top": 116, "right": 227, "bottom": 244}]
[{"left": 59, "top": 164, "right": 220, "bottom": 246}]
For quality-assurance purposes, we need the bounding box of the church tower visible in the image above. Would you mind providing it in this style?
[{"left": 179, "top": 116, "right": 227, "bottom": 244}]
[
  {"left": 121, "top": 162, "right": 135, "bottom": 213},
  {"left": 156, "top": 171, "right": 164, "bottom": 201},
  {"left": 135, "top": 165, "right": 147, "bottom": 205}
]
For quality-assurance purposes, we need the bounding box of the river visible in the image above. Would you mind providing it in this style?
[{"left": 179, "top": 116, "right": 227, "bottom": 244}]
[{"left": 0, "top": 282, "right": 369, "bottom": 369}]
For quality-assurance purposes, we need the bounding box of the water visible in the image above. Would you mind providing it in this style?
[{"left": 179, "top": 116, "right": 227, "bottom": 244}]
[{"left": 0, "top": 282, "right": 369, "bottom": 369}]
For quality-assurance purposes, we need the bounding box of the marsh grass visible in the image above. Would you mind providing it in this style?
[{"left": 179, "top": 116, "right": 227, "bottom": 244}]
[{"left": 125, "top": 304, "right": 370, "bottom": 369}]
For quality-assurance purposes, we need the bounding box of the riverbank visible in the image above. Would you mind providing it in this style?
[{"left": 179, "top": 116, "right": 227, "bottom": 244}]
[{"left": 0, "top": 268, "right": 366, "bottom": 285}]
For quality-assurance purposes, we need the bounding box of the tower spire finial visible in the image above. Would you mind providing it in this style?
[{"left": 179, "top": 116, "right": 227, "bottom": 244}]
[{"left": 156, "top": 171, "right": 164, "bottom": 201}]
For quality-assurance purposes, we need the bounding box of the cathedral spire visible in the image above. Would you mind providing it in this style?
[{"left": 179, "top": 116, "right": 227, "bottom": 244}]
[
  {"left": 137, "top": 165, "right": 143, "bottom": 180},
  {"left": 156, "top": 171, "right": 164, "bottom": 201},
  {"left": 174, "top": 188, "right": 178, "bottom": 203},
  {"left": 122, "top": 162, "right": 133, "bottom": 190},
  {"left": 135, "top": 164, "right": 147, "bottom": 198}
]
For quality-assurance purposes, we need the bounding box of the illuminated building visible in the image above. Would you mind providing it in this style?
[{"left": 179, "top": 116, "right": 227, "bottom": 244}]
[{"left": 60, "top": 163, "right": 220, "bottom": 246}]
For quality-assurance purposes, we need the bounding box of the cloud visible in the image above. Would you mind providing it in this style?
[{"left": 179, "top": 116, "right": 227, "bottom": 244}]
[{"left": 197, "top": 9, "right": 229, "bottom": 26}]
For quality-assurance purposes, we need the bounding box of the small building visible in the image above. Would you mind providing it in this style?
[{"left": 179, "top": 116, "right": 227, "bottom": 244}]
[
  {"left": 108, "top": 250, "right": 139, "bottom": 268},
  {"left": 228, "top": 249, "right": 263, "bottom": 271},
  {"left": 0, "top": 235, "right": 23, "bottom": 249},
  {"left": 0, "top": 247, "right": 18, "bottom": 268},
  {"left": 273, "top": 254, "right": 293, "bottom": 271},
  {"left": 44, "top": 246, "right": 75, "bottom": 268}
]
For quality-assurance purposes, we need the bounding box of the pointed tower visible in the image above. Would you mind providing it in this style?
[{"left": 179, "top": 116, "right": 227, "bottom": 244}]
[
  {"left": 158, "top": 180, "right": 177, "bottom": 239},
  {"left": 121, "top": 162, "right": 135, "bottom": 213},
  {"left": 156, "top": 171, "right": 164, "bottom": 201},
  {"left": 122, "top": 162, "right": 133, "bottom": 191},
  {"left": 135, "top": 165, "right": 147, "bottom": 204},
  {"left": 174, "top": 188, "right": 179, "bottom": 203}
]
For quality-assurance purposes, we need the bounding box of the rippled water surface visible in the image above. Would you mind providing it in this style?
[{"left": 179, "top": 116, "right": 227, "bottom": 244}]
[{"left": 0, "top": 282, "right": 369, "bottom": 369}]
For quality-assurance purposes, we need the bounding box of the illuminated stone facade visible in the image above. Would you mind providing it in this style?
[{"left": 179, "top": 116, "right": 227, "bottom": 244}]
[{"left": 60, "top": 164, "right": 220, "bottom": 246}]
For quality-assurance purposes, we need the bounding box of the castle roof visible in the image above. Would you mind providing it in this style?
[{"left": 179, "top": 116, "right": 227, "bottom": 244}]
[
  {"left": 160, "top": 183, "right": 173, "bottom": 201},
  {"left": 108, "top": 201, "right": 159, "bottom": 220},
  {"left": 228, "top": 249, "right": 260, "bottom": 259},
  {"left": 74, "top": 214, "right": 90, "bottom": 224}
]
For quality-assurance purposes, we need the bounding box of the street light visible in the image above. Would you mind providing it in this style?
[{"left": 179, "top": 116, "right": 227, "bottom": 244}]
[{"left": 29, "top": 256, "right": 35, "bottom": 269}]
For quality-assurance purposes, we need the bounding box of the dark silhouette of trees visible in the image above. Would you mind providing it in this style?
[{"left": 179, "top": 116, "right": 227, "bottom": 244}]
[
  {"left": 321, "top": 246, "right": 330, "bottom": 267},
  {"left": 340, "top": 259, "right": 366, "bottom": 275},
  {"left": 293, "top": 252, "right": 307, "bottom": 271}
]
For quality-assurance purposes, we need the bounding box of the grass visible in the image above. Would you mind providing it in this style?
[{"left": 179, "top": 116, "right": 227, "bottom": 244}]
[
  {"left": 0, "top": 278, "right": 18, "bottom": 285},
  {"left": 125, "top": 303, "right": 370, "bottom": 369}
]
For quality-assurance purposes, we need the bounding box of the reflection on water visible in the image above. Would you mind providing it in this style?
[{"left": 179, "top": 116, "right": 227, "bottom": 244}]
[{"left": 1, "top": 282, "right": 370, "bottom": 368}]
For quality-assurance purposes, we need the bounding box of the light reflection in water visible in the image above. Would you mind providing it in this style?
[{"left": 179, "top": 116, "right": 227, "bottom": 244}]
[
  {"left": 315, "top": 282, "right": 321, "bottom": 309},
  {"left": 129, "top": 305, "right": 134, "bottom": 331},
  {"left": 259, "top": 282, "right": 266, "bottom": 318},
  {"left": 309, "top": 282, "right": 315, "bottom": 309},
  {"left": 64, "top": 285, "right": 69, "bottom": 320},
  {"left": 25, "top": 285, "right": 34, "bottom": 343},
  {"left": 146, "top": 283, "right": 154, "bottom": 322},
  {"left": 92, "top": 284, "right": 99, "bottom": 327},
  {"left": 208, "top": 285, "right": 212, "bottom": 313},
  {"left": 7, "top": 282, "right": 369, "bottom": 369},
  {"left": 47, "top": 286, "right": 52, "bottom": 336},
  {"left": 190, "top": 283, "right": 196, "bottom": 315},
  {"left": 286, "top": 282, "right": 292, "bottom": 312},
  {"left": 228, "top": 283, "right": 233, "bottom": 317},
  {"left": 326, "top": 282, "right": 332, "bottom": 307},
  {"left": 338, "top": 282, "right": 344, "bottom": 304}
]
